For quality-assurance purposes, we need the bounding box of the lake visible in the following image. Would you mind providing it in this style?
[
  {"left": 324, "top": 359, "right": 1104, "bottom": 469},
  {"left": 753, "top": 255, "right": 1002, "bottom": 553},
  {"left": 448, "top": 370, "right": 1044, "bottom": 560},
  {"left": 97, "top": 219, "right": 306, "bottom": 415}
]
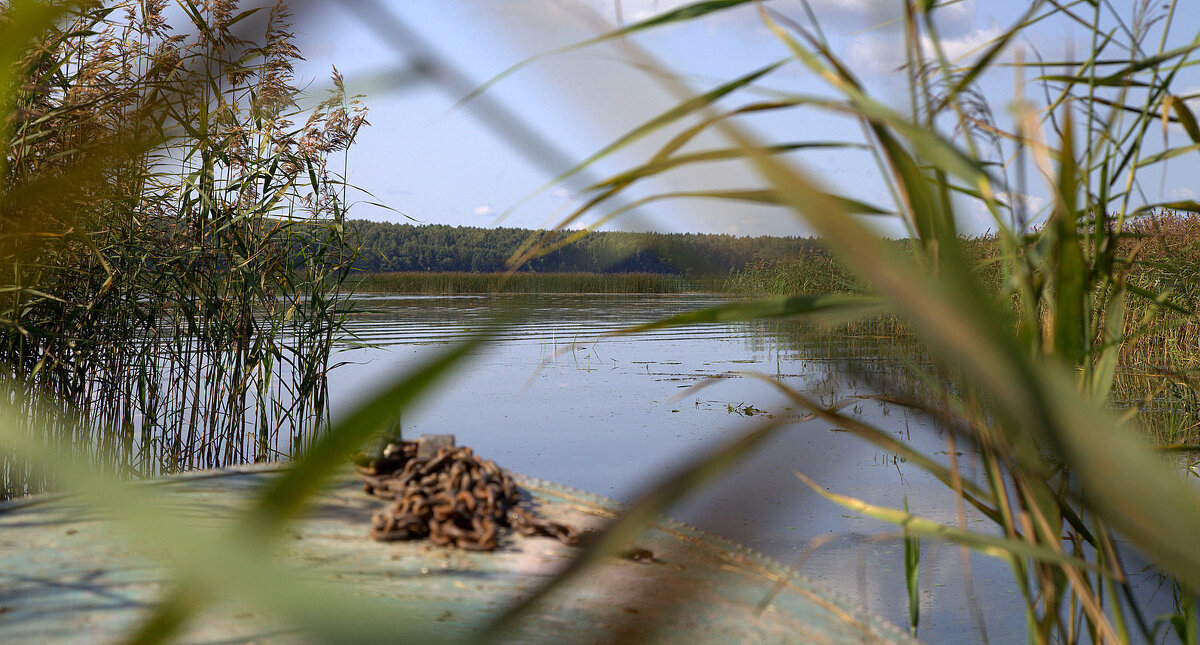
[{"left": 326, "top": 292, "right": 1180, "bottom": 644}]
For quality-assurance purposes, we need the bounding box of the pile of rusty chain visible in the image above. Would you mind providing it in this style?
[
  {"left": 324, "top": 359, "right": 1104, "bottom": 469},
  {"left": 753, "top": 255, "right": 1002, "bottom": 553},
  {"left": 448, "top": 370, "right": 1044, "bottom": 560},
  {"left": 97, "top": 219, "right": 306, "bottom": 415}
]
[{"left": 357, "top": 441, "right": 579, "bottom": 551}]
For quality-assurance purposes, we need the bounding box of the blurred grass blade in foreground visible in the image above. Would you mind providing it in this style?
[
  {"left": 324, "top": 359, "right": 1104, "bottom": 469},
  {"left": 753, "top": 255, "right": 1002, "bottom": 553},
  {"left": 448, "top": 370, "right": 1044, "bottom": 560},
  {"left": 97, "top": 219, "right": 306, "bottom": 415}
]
[{"left": 0, "top": 334, "right": 490, "bottom": 644}]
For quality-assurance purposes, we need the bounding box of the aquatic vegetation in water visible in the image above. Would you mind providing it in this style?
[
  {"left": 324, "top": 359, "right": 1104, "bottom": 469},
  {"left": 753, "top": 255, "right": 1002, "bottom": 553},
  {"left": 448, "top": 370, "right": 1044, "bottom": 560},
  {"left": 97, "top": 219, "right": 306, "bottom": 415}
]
[{"left": 726, "top": 402, "right": 766, "bottom": 417}]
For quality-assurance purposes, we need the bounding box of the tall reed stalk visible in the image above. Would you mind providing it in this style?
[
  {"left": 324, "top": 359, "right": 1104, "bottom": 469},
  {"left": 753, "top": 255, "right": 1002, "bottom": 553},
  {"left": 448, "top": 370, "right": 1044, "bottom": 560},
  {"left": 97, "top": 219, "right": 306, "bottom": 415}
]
[{"left": 0, "top": 0, "right": 366, "bottom": 496}]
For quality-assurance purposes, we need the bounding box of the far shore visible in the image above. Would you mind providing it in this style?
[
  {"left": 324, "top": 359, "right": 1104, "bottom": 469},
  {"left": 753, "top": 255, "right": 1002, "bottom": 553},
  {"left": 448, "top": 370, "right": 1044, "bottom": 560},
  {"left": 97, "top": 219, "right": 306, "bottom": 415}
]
[{"left": 349, "top": 271, "right": 727, "bottom": 294}]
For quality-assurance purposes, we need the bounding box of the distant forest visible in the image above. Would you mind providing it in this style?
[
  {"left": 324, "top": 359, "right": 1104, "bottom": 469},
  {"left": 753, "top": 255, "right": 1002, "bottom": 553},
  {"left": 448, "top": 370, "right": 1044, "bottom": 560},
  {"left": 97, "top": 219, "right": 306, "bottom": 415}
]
[{"left": 344, "top": 220, "right": 825, "bottom": 277}]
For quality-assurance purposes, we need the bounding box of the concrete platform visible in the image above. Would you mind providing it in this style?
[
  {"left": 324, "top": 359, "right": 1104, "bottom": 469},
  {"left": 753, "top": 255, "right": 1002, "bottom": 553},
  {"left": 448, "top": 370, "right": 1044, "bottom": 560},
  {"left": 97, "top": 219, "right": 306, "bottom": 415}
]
[{"left": 0, "top": 464, "right": 917, "bottom": 644}]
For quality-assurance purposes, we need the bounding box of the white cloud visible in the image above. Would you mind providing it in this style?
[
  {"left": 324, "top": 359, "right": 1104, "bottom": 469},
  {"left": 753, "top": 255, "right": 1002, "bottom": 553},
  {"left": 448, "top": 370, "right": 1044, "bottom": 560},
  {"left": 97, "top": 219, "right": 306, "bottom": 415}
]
[
  {"left": 564, "top": 0, "right": 712, "bottom": 26},
  {"left": 925, "top": 25, "right": 1002, "bottom": 63},
  {"left": 578, "top": 0, "right": 716, "bottom": 24},
  {"left": 610, "top": 0, "right": 978, "bottom": 34},
  {"left": 551, "top": 187, "right": 571, "bottom": 198},
  {"left": 1170, "top": 187, "right": 1198, "bottom": 201},
  {"left": 846, "top": 24, "right": 1002, "bottom": 74},
  {"left": 845, "top": 34, "right": 903, "bottom": 74},
  {"left": 566, "top": 0, "right": 773, "bottom": 30},
  {"left": 584, "top": 0, "right": 947, "bottom": 25},
  {"left": 997, "top": 191, "right": 1046, "bottom": 214},
  {"left": 570, "top": 0, "right": 974, "bottom": 43},
  {"left": 927, "top": 1, "right": 977, "bottom": 38},
  {"left": 804, "top": 0, "right": 905, "bottom": 29},
  {"left": 960, "top": 191, "right": 1049, "bottom": 235},
  {"left": 792, "top": 0, "right": 976, "bottom": 36},
  {"left": 473, "top": 205, "right": 495, "bottom": 216}
]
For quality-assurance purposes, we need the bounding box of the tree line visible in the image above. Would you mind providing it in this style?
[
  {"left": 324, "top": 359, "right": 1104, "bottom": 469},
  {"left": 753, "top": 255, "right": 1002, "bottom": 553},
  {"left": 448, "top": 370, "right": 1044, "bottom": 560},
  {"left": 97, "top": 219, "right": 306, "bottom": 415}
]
[{"left": 343, "top": 220, "right": 828, "bottom": 277}]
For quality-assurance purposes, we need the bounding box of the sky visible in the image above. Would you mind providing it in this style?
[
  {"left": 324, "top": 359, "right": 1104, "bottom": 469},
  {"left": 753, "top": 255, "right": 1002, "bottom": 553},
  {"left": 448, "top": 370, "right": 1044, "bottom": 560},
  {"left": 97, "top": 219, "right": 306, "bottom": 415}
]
[{"left": 275, "top": 1, "right": 1200, "bottom": 237}]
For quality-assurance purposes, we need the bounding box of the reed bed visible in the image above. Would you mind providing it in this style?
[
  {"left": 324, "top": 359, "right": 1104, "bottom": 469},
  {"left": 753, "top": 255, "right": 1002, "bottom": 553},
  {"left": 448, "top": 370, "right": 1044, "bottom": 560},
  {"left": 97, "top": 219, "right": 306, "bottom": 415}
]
[
  {"left": 727, "top": 218, "right": 1200, "bottom": 446},
  {"left": 0, "top": 1, "right": 365, "bottom": 497},
  {"left": 352, "top": 271, "right": 714, "bottom": 294},
  {"left": 724, "top": 252, "right": 866, "bottom": 298}
]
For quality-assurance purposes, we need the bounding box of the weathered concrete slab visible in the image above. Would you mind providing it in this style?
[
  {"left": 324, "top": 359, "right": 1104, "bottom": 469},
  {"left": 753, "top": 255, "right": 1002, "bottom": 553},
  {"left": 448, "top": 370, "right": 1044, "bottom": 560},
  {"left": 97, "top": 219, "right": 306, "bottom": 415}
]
[{"left": 0, "top": 464, "right": 917, "bottom": 644}]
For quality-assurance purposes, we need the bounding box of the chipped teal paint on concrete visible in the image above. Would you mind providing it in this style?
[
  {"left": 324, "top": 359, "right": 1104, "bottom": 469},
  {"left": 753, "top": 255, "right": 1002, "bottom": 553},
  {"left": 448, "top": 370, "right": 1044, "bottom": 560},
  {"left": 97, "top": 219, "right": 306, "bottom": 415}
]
[{"left": 0, "top": 465, "right": 917, "bottom": 643}]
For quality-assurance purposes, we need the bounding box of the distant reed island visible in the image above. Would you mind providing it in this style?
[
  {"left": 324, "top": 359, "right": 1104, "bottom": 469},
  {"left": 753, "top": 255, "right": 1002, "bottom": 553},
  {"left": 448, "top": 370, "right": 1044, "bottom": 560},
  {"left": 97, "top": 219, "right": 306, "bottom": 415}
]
[
  {"left": 352, "top": 271, "right": 712, "bottom": 294},
  {"left": 343, "top": 215, "right": 1200, "bottom": 307}
]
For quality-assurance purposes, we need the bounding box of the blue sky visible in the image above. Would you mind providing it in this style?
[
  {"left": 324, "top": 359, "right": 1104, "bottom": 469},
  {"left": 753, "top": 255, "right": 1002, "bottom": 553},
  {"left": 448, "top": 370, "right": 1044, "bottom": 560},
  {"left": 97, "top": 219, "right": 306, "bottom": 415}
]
[{"left": 286, "top": 1, "right": 1200, "bottom": 237}]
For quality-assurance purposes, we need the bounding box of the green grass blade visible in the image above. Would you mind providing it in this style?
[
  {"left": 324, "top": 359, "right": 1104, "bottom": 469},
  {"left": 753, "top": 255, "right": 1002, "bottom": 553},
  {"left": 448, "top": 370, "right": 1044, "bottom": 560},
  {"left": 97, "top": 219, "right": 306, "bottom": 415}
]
[
  {"left": 1051, "top": 108, "right": 1088, "bottom": 366},
  {"left": 903, "top": 498, "right": 920, "bottom": 637},
  {"left": 759, "top": 9, "right": 991, "bottom": 189},
  {"left": 1134, "top": 142, "right": 1200, "bottom": 166},
  {"left": 1131, "top": 200, "right": 1200, "bottom": 215},
  {"left": 581, "top": 188, "right": 892, "bottom": 229},
  {"left": 585, "top": 142, "right": 865, "bottom": 191},
  {"left": 635, "top": 188, "right": 890, "bottom": 212},
  {"left": 497, "top": 60, "right": 788, "bottom": 226},
  {"left": 0, "top": 399, "right": 447, "bottom": 644},
  {"left": 1090, "top": 288, "right": 1125, "bottom": 400},
  {"left": 475, "top": 414, "right": 797, "bottom": 642},
  {"left": 1124, "top": 282, "right": 1193, "bottom": 316},
  {"left": 612, "top": 294, "right": 887, "bottom": 332},
  {"left": 741, "top": 374, "right": 1002, "bottom": 518},
  {"left": 875, "top": 131, "right": 940, "bottom": 244},
  {"left": 510, "top": 185, "right": 892, "bottom": 269},
  {"left": 1042, "top": 374, "right": 1200, "bottom": 592},
  {"left": 523, "top": 60, "right": 787, "bottom": 204},
  {"left": 1168, "top": 94, "right": 1200, "bottom": 143},
  {"left": 1037, "top": 74, "right": 1151, "bottom": 88},
  {"left": 707, "top": 90, "right": 1200, "bottom": 592},
  {"left": 1038, "top": 42, "right": 1200, "bottom": 87},
  {"left": 455, "top": 0, "right": 760, "bottom": 111},
  {"left": 614, "top": 0, "right": 758, "bottom": 34},
  {"left": 796, "top": 473, "right": 1097, "bottom": 571},
  {"left": 948, "top": 2, "right": 1043, "bottom": 96},
  {"left": 122, "top": 587, "right": 202, "bottom": 645},
  {"left": 247, "top": 334, "right": 491, "bottom": 530}
]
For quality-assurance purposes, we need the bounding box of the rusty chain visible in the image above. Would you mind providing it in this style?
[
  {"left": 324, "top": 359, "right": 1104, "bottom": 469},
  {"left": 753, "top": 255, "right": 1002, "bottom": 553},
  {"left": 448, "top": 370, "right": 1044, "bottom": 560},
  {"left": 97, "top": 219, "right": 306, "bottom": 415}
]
[{"left": 357, "top": 441, "right": 580, "bottom": 551}]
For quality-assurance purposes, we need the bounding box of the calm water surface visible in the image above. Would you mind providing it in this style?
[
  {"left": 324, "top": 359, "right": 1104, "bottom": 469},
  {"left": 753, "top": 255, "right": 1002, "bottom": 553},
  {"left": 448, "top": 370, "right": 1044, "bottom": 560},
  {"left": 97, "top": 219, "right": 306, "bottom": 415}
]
[{"left": 328, "top": 293, "right": 1175, "bottom": 644}]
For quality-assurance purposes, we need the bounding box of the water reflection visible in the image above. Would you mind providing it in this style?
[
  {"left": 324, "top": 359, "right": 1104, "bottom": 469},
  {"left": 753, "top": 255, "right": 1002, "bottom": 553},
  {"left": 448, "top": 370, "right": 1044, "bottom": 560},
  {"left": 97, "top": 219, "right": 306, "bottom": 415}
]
[{"left": 326, "top": 293, "right": 1054, "bottom": 643}]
